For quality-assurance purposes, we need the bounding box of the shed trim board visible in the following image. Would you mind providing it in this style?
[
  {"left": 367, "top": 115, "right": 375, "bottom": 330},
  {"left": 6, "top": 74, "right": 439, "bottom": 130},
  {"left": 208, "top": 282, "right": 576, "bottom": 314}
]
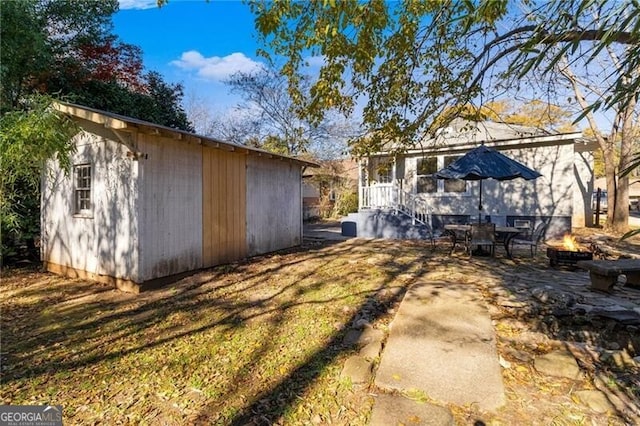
[
  {"left": 54, "top": 102, "right": 317, "bottom": 168},
  {"left": 43, "top": 102, "right": 316, "bottom": 292}
]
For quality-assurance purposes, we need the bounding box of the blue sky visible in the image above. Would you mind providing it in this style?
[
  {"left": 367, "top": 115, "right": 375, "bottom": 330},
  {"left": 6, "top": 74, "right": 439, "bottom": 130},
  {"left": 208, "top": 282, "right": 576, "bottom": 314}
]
[
  {"left": 114, "top": 0, "right": 613, "bottom": 133},
  {"left": 114, "top": 0, "right": 269, "bottom": 114}
]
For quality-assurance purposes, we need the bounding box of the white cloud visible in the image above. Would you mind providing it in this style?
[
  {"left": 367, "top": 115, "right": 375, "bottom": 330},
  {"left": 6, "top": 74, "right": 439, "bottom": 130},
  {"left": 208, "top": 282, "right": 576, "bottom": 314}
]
[
  {"left": 171, "top": 51, "right": 265, "bottom": 81},
  {"left": 118, "top": 0, "right": 158, "bottom": 10}
]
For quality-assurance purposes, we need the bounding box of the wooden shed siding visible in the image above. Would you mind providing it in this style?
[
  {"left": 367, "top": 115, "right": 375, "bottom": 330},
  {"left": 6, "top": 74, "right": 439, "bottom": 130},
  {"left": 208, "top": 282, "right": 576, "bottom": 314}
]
[
  {"left": 245, "top": 156, "right": 302, "bottom": 256},
  {"left": 201, "top": 147, "right": 247, "bottom": 267},
  {"left": 138, "top": 134, "right": 203, "bottom": 280}
]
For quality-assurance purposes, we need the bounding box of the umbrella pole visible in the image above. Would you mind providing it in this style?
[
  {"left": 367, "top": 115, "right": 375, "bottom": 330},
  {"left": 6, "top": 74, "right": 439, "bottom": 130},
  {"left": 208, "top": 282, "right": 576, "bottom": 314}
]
[{"left": 478, "top": 180, "right": 483, "bottom": 223}]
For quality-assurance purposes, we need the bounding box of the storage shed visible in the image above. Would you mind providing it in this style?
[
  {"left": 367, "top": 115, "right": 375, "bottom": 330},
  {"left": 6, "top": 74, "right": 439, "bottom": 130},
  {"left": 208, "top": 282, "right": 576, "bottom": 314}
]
[{"left": 41, "top": 103, "right": 316, "bottom": 292}]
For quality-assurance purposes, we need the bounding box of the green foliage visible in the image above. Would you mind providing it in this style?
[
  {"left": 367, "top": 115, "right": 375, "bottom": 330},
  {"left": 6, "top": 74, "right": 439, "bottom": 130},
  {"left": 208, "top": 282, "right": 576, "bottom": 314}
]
[
  {"left": 65, "top": 72, "right": 193, "bottom": 132},
  {"left": 249, "top": 0, "right": 509, "bottom": 154},
  {"left": 333, "top": 191, "right": 358, "bottom": 216},
  {"left": 250, "top": 0, "right": 640, "bottom": 232},
  {"left": 0, "top": 96, "right": 78, "bottom": 260},
  {"left": 1, "top": 0, "right": 192, "bottom": 131},
  {"left": 249, "top": 0, "right": 638, "bottom": 155},
  {"left": 0, "top": 0, "right": 51, "bottom": 112},
  {"left": 260, "top": 135, "right": 291, "bottom": 155},
  {"left": 0, "top": 0, "right": 193, "bottom": 259},
  {"left": 434, "top": 99, "right": 575, "bottom": 132},
  {"left": 510, "top": 1, "right": 640, "bottom": 114}
]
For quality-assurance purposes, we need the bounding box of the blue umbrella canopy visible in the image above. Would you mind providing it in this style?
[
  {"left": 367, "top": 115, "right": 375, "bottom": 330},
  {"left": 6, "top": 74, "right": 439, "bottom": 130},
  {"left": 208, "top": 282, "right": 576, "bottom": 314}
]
[
  {"left": 435, "top": 145, "right": 541, "bottom": 221},
  {"left": 435, "top": 145, "right": 541, "bottom": 181}
]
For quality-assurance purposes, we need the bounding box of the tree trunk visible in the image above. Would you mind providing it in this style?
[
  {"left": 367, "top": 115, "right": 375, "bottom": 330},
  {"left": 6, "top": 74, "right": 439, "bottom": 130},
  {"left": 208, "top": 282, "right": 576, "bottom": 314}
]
[
  {"left": 609, "top": 93, "right": 637, "bottom": 233},
  {"left": 603, "top": 149, "right": 618, "bottom": 228}
]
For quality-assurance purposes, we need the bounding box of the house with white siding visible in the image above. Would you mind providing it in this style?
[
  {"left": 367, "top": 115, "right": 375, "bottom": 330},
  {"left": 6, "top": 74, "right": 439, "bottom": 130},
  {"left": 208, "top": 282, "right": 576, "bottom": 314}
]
[
  {"left": 41, "top": 103, "right": 316, "bottom": 293},
  {"left": 349, "top": 119, "right": 597, "bottom": 239}
]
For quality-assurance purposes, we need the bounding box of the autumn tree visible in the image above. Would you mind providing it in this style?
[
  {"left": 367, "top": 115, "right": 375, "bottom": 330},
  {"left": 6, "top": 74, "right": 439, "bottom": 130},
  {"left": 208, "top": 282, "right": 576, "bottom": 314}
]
[
  {"left": 201, "top": 67, "right": 352, "bottom": 158},
  {"left": 1, "top": 0, "right": 192, "bottom": 131},
  {"left": 436, "top": 100, "right": 575, "bottom": 132},
  {"left": 249, "top": 0, "right": 639, "bottom": 232},
  {"left": 0, "top": 96, "right": 78, "bottom": 260},
  {"left": 0, "top": 0, "right": 193, "bottom": 258}
]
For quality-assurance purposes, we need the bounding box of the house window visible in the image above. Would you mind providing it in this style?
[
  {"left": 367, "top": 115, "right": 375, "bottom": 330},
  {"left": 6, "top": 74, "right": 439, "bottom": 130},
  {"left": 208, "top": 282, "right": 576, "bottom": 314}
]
[
  {"left": 416, "top": 155, "right": 467, "bottom": 194},
  {"left": 442, "top": 155, "right": 467, "bottom": 193},
  {"left": 416, "top": 157, "right": 437, "bottom": 193},
  {"left": 74, "top": 164, "right": 92, "bottom": 215},
  {"left": 376, "top": 161, "right": 393, "bottom": 183}
]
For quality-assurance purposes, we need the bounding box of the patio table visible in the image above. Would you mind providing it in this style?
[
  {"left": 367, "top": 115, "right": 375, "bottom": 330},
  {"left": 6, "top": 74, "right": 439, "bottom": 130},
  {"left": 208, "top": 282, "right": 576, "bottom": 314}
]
[{"left": 443, "top": 224, "right": 522, "bottom": 258}]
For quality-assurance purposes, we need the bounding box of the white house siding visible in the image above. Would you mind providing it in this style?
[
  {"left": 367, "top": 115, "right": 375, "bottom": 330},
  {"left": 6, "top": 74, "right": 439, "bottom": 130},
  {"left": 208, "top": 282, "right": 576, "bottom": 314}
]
[
  {"left": 573, "top": 146, "right": 595, "bottom": 227},
  {"left": 246, "top": 156, "right": 302, "bottom": 255},
  {"left": 137, "top": 134, "right": 203, "bottom": 281},
  {"left": 401, "top": 142, "right": 581, "bottom": 233},
  {"left": 41, "top": 127, "right": 140, "bottom": 281}
]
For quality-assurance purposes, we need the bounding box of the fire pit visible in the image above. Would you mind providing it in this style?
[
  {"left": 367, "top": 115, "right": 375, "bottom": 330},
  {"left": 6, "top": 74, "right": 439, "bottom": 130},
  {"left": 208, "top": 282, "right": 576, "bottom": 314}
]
[{"left": 547, "top": 234, "right": 593, "bottom": 267}]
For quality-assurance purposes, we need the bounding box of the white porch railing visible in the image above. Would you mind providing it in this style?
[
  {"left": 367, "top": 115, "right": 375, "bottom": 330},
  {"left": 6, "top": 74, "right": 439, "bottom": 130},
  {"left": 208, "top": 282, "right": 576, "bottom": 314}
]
[
  {"left": 360, "top": 184, "right": 396, "bottom": 209},
  {"left": 360, "top": 185, "right": 432, "bottom": 228},
  {"left": 397, "top": 190, "right": 431, "bottom": 227}
]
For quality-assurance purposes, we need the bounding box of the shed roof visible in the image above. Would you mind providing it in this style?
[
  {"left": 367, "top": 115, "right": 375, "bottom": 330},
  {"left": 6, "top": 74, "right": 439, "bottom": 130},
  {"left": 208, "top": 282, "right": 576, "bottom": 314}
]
[{"left": 54, "top": 102, "right": 319, "bottom": 168}]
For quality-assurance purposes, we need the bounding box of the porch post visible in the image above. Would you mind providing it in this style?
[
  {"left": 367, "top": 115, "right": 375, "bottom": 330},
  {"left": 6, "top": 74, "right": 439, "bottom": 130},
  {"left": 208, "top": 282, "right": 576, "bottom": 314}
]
[
  {"left": 392, "top": 157, "right": 397, "bottom": 212},
  {"left": 358, "top": 158, "right": 364, "bottom": 211}
]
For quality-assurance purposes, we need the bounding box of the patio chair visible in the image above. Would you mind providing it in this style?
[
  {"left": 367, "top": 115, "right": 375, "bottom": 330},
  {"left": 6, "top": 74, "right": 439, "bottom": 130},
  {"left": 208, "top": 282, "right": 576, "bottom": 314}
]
[
  {"left": 509, "top": 222, "right": 547, "bottom": 257},
  {"left": 468, "top": 223, "right": 496, "bottom": 257}
]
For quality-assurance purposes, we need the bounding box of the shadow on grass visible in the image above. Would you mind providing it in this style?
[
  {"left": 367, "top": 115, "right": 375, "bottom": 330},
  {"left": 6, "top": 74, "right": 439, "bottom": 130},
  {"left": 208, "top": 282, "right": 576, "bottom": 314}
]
[{"left": 1, "top": 239, "right": 432, "bottom": 423}]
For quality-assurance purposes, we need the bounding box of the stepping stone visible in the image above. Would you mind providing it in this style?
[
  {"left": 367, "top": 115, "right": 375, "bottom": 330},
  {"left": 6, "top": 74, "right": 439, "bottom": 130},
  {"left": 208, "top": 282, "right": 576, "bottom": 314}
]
[
  {"left": 340, "top": 356, "right": 372, "bottom": 384},
  {"left": 534, "top": 350, "right": 581, "bottom": 379},
  {"left": 573, "top": 390, "right": 615, "bottom": 413},
  {"left": 359, "top": 340, "right": 383, "bottom": 360},
  {"left": 370, "top": 394, "right": 454, "bottom": 426},
  {"left": 375, "top": 281, "right": 505, "bottom": 411},
  {"left": 343, "top": 327, "right": 384, "bottom": 347}
]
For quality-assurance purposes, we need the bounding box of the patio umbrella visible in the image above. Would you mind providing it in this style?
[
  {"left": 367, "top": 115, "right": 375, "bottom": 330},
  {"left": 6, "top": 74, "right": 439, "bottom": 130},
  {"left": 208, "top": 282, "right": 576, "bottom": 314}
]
[{"left": 435, "top": 144, "right": 542, "bottom": 222}]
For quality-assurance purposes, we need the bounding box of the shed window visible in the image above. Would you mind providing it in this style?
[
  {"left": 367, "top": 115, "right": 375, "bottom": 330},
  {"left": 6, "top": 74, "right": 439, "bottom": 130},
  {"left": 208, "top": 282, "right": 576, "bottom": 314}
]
[{"left": 74, "top": 164, "right": 92, "bottom": 215}]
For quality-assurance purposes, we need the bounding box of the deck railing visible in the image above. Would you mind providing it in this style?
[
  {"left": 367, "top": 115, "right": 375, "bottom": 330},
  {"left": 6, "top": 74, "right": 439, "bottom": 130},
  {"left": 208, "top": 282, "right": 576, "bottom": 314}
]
[
  {"left": 360, "top": 185, "right": 431, "bottom": 228},
  {"left": 360, "top": 184, "right": 396, "bottom": 210}
]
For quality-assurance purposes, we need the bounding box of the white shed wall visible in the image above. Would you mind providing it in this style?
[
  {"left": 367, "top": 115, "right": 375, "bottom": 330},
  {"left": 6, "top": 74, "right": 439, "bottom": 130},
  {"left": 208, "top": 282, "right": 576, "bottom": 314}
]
[
  {"left": 246, "top": 156, "right": 302, "bottom": 255},
  {"left": 41, "top": 129, "right": 140, "bottom": 281},
  {"left": 137, "top": 135, "right": 203, "bottom": 281}
]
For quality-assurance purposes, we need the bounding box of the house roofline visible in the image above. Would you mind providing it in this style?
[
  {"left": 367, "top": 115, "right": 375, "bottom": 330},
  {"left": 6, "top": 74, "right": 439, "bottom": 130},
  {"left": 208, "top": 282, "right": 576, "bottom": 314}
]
[
  {"left": 364, "top": 131, "right": 592, "bottom": 157},
  {"left": 54, "top": 101, "right": 319, "bottom": 168}
]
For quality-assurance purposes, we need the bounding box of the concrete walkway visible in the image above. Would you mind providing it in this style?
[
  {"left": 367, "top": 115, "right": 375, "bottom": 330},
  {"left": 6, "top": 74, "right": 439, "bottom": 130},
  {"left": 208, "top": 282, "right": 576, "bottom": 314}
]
[
  {"left": 303, "top": 221, "right": 352, "bottom": 242},
  {"left": 373, "top": 280, "right": 505, "bottom": 420}
]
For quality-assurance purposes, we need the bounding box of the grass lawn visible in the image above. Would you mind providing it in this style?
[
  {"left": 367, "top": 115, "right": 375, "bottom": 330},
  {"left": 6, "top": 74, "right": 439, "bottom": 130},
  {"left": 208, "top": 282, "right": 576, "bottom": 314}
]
[{"left": 1, "top": 239, "right": 431, "bottom": 425}]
